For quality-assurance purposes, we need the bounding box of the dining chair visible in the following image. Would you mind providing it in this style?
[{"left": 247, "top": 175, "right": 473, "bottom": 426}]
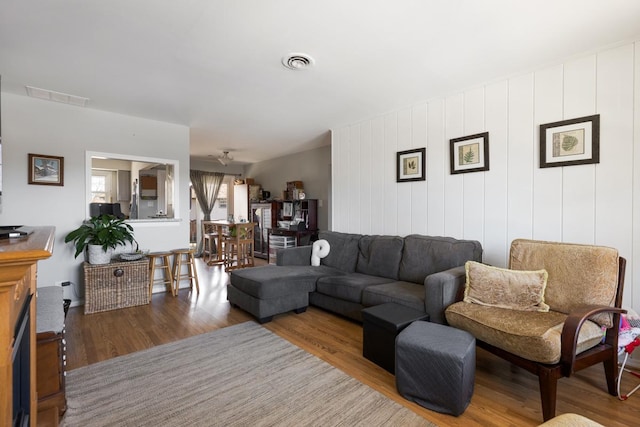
[{"left": 223, "top": 223, "right": 256, "bottom": 272}]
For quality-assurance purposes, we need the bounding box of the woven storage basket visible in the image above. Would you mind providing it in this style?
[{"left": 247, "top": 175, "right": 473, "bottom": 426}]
[{"left": 83, "top": 259, "right": 149, "bottom": 314}]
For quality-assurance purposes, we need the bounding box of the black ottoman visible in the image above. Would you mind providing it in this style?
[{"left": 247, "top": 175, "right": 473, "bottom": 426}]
[
  {"left": 361, "top": 302, "right": 429, "bottom": 373},
  {"left": 396, "top": 321, "right": 475, "bottom": 416}
]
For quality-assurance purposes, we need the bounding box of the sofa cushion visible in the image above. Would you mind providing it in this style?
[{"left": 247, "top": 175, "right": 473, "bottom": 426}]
[
  {"left": 230, "top": 265, "right": 344, "bottom": 299},
  {"left": 318, "top": 231, "right": 361, "bottom": 273},
  {"left": 356, "top": 235, "right": 404, "bottom": 280},
  {"left": 399, "top": 235, "right": 482, "bottom": 284},
  {"left": 463, "top": 261, "right": 550, "bottom": 312},
  {"left": 362, "top": 281, "right": 425, "bottom": 313},
  {"left": 510, "top": 239, "right": 619, "bottom": 327},
  {"left": 316, "top": 273, "right": 394, "bottom": 303},
  {"left": 445, "top": 302, "right": 604, "bottom": 364}
]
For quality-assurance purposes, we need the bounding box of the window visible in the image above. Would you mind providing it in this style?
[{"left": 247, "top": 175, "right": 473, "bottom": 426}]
[
  {"left": 91, "top": 170, "right": 114, "bottom": 202},
  {"left": 216, "top": 183, "right": 228, "bottom": 208}
]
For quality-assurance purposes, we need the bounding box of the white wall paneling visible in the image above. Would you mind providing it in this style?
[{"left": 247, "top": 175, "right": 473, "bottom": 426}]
[
  {"left": 371, "top": 117, "right": 385, "bottom": 235},
  {"left": 562, "top": 55, "right": 597, "bottom": 245},
  {"left": 331, "top": 40, "right": 640, "bottom": 311},
  {"left": 444, "top": 94, "right": 464, "bottom": 238},
  {"left": 359, "top": 122, "right": 373, "bottom": 235},
  {"left": 483, "top": 81, "right": 509, "bottom": 267},
  {"left": 348, "top": 124, "right": 361, "bottom": 234},
  {"left": 383, "top": 113, "right": 398, "bottom": 236},
  {"left": 411, "top": 104, "right": 428, "bottom": 236},
  {"left": 532, "top": 65, "right": 563, "bottom": 242},
  {"left": 462, "top": 87, "right": 486, "bottom": 244},
  {"left": 397, "top": 108, "right": 412, "bottom": 237},
  {"left": 595, "top": 45, "right": 634, "bottom": 309},
  {"left": 426, "top": 100, "right": 446, "bottom": 235}
]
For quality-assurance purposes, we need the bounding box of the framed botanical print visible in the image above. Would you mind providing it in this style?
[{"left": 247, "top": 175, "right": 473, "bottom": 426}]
[
  {"left": 540, "top": 114, "right": 599, "bottom": 168},
  {"left": 450, "top": 132, "right": 489, "bottom": 174},
  {"left": 396, "top": 148, "right": 426, "bottom": 182}
]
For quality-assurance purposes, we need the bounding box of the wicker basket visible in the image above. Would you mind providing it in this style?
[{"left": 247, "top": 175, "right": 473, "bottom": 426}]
[{"left": 83, "top": 259, "right": 150, "bottom": 314}]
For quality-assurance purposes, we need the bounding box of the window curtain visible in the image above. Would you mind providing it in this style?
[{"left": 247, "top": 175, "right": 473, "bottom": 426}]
[{"left": 190, "top": 170, "right": 225, "bottom": 255}]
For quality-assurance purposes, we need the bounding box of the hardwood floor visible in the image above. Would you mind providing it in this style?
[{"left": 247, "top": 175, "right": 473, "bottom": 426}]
[{"left": 65, "top": 258, "right": 640, "bottom": 426}]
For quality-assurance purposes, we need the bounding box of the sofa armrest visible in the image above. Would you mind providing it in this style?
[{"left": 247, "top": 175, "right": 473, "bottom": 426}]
[
  {"left": 424, "top": 265, "right": 467, "bottom": 325},
  {"left": 276, "top": 246, "right": 313, "bottom": 266}
]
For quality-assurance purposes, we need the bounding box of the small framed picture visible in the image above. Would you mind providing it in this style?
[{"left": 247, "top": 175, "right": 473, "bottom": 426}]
[
  {"left": 28, "top": 153, "right": 64, "bottom": 186},
  {"left": 540, "top": 114, "right": 599, "bottom": 168},
  {"left": 396, "top": 148, "right": 426, "bottom": 182},
  {"left": 450, "top": 132, "right": 489, "bottom": 174}
]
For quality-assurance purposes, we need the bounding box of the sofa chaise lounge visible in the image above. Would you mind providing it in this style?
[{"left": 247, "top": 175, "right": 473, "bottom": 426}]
[{"left": 228, "top": 231, "right": 482, "bottom": 323}]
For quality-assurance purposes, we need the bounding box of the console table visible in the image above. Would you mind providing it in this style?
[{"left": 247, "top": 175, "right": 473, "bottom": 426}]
[
  {"left": 0, "top": 226, "right": 55, "bottom": 427},
  {"left": 83, "top": 259, "right": 149, "bottom": 314}
]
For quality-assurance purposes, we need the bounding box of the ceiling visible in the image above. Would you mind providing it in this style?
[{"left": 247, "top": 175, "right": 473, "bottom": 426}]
[{"left": 1, "top": 1, "right": 640, "bottom": 165}]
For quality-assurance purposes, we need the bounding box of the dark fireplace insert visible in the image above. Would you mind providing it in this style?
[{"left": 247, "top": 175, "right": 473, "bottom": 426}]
[{"left": 12, "top": 293, "right": 32, "bottom": 427}]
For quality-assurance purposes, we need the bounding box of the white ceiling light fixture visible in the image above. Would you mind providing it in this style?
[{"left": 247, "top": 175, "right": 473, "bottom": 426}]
[
  {"left": 25, "top": 85, "right": 89, "bottom": 107},
  {"left": 218, "top": 151, "right": 233, "bottom": 166},
  {"left": 282, "top": 53, "right": 315, "bottom": 70}
]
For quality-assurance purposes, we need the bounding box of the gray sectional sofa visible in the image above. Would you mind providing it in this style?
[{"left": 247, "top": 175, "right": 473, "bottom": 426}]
[{"left": 228, "top": 231, "right": 482, "bottom": 324}]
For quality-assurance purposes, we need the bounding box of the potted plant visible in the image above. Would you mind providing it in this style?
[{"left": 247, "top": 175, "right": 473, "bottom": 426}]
[{"left": 65, "top": 214, "right": 138, "bottom": 264}]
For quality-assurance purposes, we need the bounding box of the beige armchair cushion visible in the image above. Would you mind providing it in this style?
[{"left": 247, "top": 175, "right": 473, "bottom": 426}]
[
  {"left": 510, "top": 239, "right": 619, "bottom": 327},
  {"left": 463, "top": 261, "right": 549, "bottom": 312},
  {"left": 445, "top": 302, "right": 604, "bottom": 364}
]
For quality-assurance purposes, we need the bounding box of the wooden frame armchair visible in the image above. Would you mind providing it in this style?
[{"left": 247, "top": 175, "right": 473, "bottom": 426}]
[{"left": 446, "top": 239, "right": 626, "bottom": 421}]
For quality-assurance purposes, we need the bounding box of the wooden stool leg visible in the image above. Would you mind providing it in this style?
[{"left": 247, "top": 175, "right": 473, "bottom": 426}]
[
  {"left": 164, "top": 255, "right": 175, "bottom": 296},
  {"left": 172, "top": 254, "right": 181, "bottom": 296},
  {"left": 149, "top": 257, "right": 158, "bottom": 301},
  {"left": 189, "top": 252, "right": 199, "bottom": 294}
]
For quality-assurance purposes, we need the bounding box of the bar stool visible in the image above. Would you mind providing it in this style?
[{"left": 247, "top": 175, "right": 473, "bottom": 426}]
[
  {"left": 171, "top": 248, "right": 200, "bottom": 295},
  {"left": 201, "top": 220, "right": 219, "bottom": 264},
  {"left": 148, "top": 251, "right": 175, "bottom": 297}
]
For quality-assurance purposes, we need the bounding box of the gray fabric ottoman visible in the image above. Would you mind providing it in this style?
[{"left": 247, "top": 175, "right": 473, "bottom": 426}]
[
  {"left": 396, "top": 321, "right": 475, "bottom": 416},
  {"left": 228, "top": 265, "right": 339, "bottom": 323}
]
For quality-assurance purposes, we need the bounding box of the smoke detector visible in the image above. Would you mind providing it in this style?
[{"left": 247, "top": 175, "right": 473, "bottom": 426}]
[
  {"left": 218, "top": 151, "right": 233, "bottom": 166},
  {"left": 282, "top": 53, "right": 315, "bottom": 70}
]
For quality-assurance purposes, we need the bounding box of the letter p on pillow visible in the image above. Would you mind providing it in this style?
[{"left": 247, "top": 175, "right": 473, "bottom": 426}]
[{"left": 311, "top": 239, "right": 330, "bottom": 266}]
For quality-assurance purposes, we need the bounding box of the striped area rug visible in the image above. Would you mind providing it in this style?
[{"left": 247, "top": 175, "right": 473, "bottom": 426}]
[{"left": 62, "top": 321, "right": 434, "bottom": 426}]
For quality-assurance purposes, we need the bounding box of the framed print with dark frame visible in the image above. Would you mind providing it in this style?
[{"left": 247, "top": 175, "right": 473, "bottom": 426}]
[
  {"left": 28, "top": 153, "right": 64, "bottom": 186},
  {"left": 540, "top": 114, "right": 599, "bottom": 168},
  {"left": 396, "top": 148, "right": 425, "bottom": 182},
  {"left": 450, "top": 132, "right": 489, "bottom": 174}
]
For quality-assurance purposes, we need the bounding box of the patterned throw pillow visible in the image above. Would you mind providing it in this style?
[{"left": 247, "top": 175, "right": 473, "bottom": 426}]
[{"left": 463, "top": 261, "right": 550, "bottom": 312}]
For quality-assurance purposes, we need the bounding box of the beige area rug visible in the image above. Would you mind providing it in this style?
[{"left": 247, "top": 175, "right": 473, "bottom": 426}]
[{"left": 62, "top": 321, "right": 434, "bottom": 427}]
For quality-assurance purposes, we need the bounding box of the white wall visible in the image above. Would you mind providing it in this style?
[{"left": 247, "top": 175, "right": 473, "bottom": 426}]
[
  {"left": 332, "top": 41, "right": 639, "bottom": 311},
  {"left": 243, "top": 144, "right": 332, "bottom": 231},
  {"left": 1, "top": 93, "right": 190, "bottom": 304}
]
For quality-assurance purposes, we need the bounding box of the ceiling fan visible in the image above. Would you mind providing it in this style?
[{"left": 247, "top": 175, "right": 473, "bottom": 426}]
[{"left": 218, "top": 151, "right": 233, "bottom": 166}]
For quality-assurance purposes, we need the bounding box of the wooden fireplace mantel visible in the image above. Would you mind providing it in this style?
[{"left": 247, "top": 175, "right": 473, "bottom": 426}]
[{"left": 0, "top": 226, "right": 55, "bottom": 427}]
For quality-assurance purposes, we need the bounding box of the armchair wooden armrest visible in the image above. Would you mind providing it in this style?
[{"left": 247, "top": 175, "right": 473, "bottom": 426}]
[{"left": 560, "top": 305, "right": 626, "bottom": 375}]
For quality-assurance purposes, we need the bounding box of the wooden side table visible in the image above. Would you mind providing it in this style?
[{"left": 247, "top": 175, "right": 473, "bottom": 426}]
[{"left": 83, "top": 259, "right": 150, "bottom": 314}]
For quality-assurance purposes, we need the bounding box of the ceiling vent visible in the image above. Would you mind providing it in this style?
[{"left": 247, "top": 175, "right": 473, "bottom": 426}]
[
  {"left": 282, "top": 53, "right": 315, "bottom": 70},
  {"left": 25, "top": 85, "right": 89, "bottom": 107}
]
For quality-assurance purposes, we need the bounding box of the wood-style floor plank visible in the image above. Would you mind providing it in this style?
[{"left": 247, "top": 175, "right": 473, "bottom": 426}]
[{"left": 65, "top": 258, "right": 640, "bottom": 426}]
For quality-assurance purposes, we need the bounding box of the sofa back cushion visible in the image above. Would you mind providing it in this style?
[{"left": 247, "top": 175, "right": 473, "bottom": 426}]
[
  {"left": 399, "top": 235, "right": 483, "bottom": 284},
  {"left": 509, "top": 239, "right": 619, "bottom": 327},
  {"left": 356, "top": 235, "right": 404, "bottom": 280},
  {"left": 318, "top": 231, "right": 361, "bottom": 273}
]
